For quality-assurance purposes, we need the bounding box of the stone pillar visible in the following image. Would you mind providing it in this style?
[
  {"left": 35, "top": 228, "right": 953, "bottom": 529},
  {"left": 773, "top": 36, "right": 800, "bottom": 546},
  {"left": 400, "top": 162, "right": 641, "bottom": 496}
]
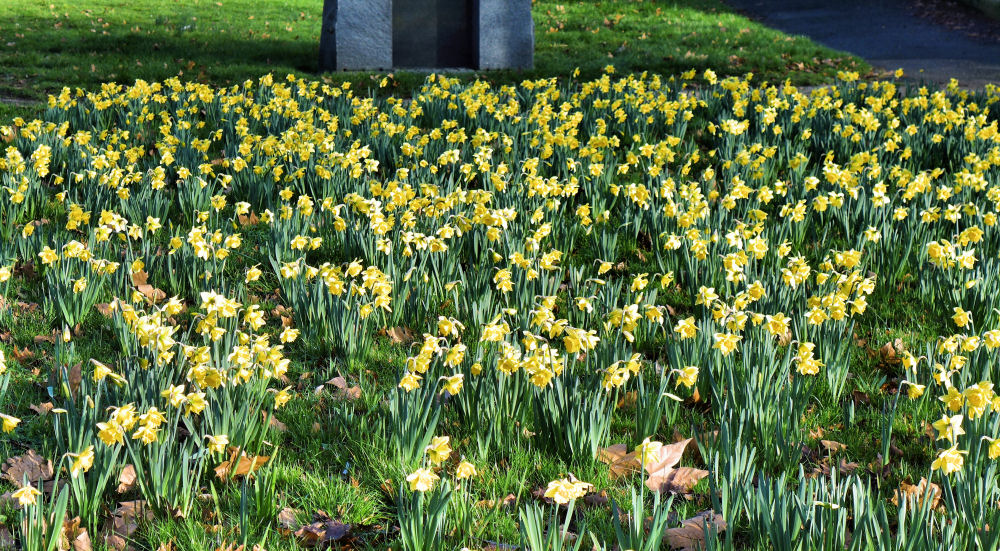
[
  {"left": 319, "top": 0, "right": 393, "bottom": 72},
  {"left": 477, "top": 0, "right": 534, "bottom": 70},
  {"left": 319, "top": 0, "right": 533, "bottom": 71}
]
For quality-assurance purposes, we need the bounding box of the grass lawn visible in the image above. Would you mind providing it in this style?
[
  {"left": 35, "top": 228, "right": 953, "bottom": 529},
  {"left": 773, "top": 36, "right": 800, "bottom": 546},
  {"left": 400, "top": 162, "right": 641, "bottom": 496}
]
[{"left": 0, "top": 0, "right": 869, "bottom": 122}]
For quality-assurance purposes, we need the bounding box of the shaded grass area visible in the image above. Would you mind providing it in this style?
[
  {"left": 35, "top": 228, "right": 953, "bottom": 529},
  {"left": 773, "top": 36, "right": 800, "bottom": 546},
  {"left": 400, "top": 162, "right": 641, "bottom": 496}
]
[{"left": 0, "top": 0, "right": 868, "bottom": 120}]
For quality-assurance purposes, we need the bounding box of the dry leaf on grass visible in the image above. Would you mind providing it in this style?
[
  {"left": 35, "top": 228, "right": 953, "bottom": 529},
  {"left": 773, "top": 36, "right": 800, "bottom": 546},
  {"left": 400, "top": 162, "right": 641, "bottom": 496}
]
[
  {"left": 61, "top": 516, "right": 93, "bottom": 551},
  {"left": 646, "top": 466, "right": 709, "bottom": 494},
  {"left": 103, "top": 500, "right": 154, "bottom": 551},
  {"left": 237, "top": 212, "right": 260, "bottom": 226},
  {"left": 2, "top": 449, "right": 54, "bottom": 487},
  {"left": 583, "top": 490, "right": 609, "bottom": 507},
  {"left": 277, "top": 507, "right": 301, "bottom": 535},
  {"left": 131, "top": 271, "right": 167, "bottom": 303},
  {"left": 597, "top": 444, "right": 641, "bottom": 479},
  {"left": 381, "top": 326, "right": 415, "bottom": 344},
  {"left": 820, "top": 440, "right": 847, "bottom": 454},
  {"left": 808, "top": 458, "right": 860, "bottom": 478},
  {"left": 12, "top": 346, "right": 33, "bottom": 363},
  {"left": 334, "top": 386, "right": 361, "bottom": 401},
  {"left": 214, "top": 543, "right": 266, "bottom": 551},
  {"left": 95, "top": 301, "right": 119, "bottom": 317},
  {"left": 29, "top": 402, "right": 54, "bottom": 416},
  {"left": 616, "top": 391, "right": 638, "bottom": 409},
  {"left": 269, "top": 415, "right": 288, "bottom": 433},
  {"left": 67, "top": 362, "right": 83, "bottom": 397},
  {"left": 293, "top": 511, "right": 351, "bottom": 547},
  {"left": 319, "top": 376, "right": 361, "bottom": 401},
  {"left": 892, "top": 477, "right": 941, "bottom": 510},
  {"left": 599, "top": 439, "right": 705, "bottom": 494},
  {"left": 116, "top": 465, "right": 137, "bottom": 494},
  {"left": 475, "top": 494, "right": 517, "bottom": 509},
  {"left": 214, "top": 448, "right": 270, "bottom": 482},
  {"left": 644, "top": 439, "right": 691, "bottom": 475},
  {"left": 644, "top": 439, "right": 703, "bottom": 494},
  {"left": 877, "top": 338, "right": 905, "bottom": 364},
  {"left": 664, "top": 510, "right": 727, "bottom": 551}
]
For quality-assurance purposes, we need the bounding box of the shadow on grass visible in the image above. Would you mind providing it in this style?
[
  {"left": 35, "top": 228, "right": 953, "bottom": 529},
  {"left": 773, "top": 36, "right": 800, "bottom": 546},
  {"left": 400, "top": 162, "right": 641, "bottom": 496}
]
[{"left": 0, "top": 0, "right": 867, "bottom": 120}]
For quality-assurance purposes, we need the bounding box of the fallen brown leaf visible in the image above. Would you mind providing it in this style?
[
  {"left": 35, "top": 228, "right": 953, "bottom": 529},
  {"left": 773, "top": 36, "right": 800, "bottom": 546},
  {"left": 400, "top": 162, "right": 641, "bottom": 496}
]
[
  {"left": 269, "top": 416, "right": 288, "bottom": 433},
  {"left": 878, "top": 338, "right": 905, "bottom": 364},
  {"left": 892, "top": 477, "right": 941, "bottom": 510},
  {"left": 2, "top": 449, "right": 54, "bottom": 487},
  {"left": 851, "top": 390, "right": 870, "bottom": 405},
  {"left": 29, "top": 402, "right": 54, "bottom": 416},
  {"left": 277, "top": 507, "right": 300, "bottom": 536},
  {"left": 664, "top": 510, "right": 727, "bottom": 550},
  {"left": 12, "top": 346, "right": 33, "bottom": 363},
  {"left": 102, "top": 500, "right": 153, "bottom": 550},
  {"left": 237, "top": 212, "right": 260, "bottom": 226},
  {"left": 583, "top": 489, "right": 609, "bottom": 507},
  {"left": 67, "top": 362, "right": 83, "bottom": 397},
  {"left": 820, "top": 440, "right": 847, "bottom": 454},
  {"left": 381, "top": 326, "right": 415, "bottom": 345},
  {"left": 646, "top": 466, "right": 709, "bottom": 494},
  {"left": 293, "top": 511, "right": 350, "bottom": 547},
  {"left": 617, "top": 391, "right": 638, "bottom": 409},
  {"left": 214, "top": 448, "right": 270, "bottom": 482},
  {"left": 475, "top": 494, "right": 517, "bottom": 509},
  {"left": 95, "top": 301, "right": 119, "bottom": 317},
  {"left": 62, "top": 516, "right": 93, "bottom": 551},
  {"left": 334, "top": 386, "right": 361, "bottom": 401},
  {"left": 117, "top": 465, "right": 137, "bottom": 494},
  {"left": 597, "top": 444, "right": 641, "bottom": 479},
  {"left": 634, "top": 439, "right": 704, "bottom": 495},
  {"left": 131, "top": 271, "right": 167, "bottom": 303}
]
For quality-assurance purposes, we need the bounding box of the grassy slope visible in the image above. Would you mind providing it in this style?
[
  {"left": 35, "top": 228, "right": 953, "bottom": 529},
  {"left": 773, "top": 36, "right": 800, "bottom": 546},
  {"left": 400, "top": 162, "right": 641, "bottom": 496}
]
[{"left": 0, "top": 0, "right": 868, "bottom": 121}]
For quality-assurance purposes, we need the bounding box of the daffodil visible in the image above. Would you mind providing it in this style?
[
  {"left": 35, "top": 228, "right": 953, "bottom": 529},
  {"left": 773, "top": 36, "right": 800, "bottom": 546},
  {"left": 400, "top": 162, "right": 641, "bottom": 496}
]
[
  {"left": 12, "top": 485, "right": 41, "bottom": 507},
  {"left": 425, "top": 436, "right": 452, "bottom": 464},
  {"left": 69, "top": 446, "right": 95, "bottom": 477},
  {"left": 455, "top": 461, "right": 477, "bottom": 480},
  {"left": 931, "top": 446, "right": 967, "bottom": 475},
  {"left": 542, "top": 478, "right": 592, "bottom": 505},
  {"left": 1, "top": 413, "right": 20, "bottom": 433},
  {"left": 206, "top": 434, "right": 229, "bottom": 454},
  {"left": 406, "top": 468, "right": 440, "bottom": 492}
]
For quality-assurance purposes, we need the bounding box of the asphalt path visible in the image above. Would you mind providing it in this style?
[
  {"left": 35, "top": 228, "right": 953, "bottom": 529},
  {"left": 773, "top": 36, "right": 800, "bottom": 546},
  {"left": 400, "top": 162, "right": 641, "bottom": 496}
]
[{"left": 724, "top": 0, "right": 1000, "bottom": 86}]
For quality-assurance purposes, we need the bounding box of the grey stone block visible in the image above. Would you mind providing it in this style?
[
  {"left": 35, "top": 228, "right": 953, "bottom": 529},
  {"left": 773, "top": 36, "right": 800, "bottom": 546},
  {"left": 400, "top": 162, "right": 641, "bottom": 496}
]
[
  {"left": 477, "top": 0, "right": 534, "bottom": 70},
  {"left": 319, "top": 0, "right": 393, "bottom": 71},
  {"left": 393, "top": 0, "right": 475, "bottom": 68},
  {"left": 319, "top": 0, "right": 533, "bottom": 71}
]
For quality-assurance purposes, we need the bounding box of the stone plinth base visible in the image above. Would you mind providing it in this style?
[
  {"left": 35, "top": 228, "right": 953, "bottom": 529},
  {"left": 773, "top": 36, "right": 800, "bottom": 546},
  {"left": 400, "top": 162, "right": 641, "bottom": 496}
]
[{"left": 319, "top": 0, "right": 533, "bottom": 72}]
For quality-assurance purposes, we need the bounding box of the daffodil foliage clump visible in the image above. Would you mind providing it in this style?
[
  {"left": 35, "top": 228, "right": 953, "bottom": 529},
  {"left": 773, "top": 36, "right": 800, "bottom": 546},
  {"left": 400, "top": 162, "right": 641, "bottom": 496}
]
[{"left": 2, "top": 69, "right": 1000, "bottom": 550}]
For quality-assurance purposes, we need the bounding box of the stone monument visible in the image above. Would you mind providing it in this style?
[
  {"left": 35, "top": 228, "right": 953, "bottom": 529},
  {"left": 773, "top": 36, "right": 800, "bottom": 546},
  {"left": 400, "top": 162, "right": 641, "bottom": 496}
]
[{"left": 319, "top": 0, "right": 534, "bottom": 71}]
